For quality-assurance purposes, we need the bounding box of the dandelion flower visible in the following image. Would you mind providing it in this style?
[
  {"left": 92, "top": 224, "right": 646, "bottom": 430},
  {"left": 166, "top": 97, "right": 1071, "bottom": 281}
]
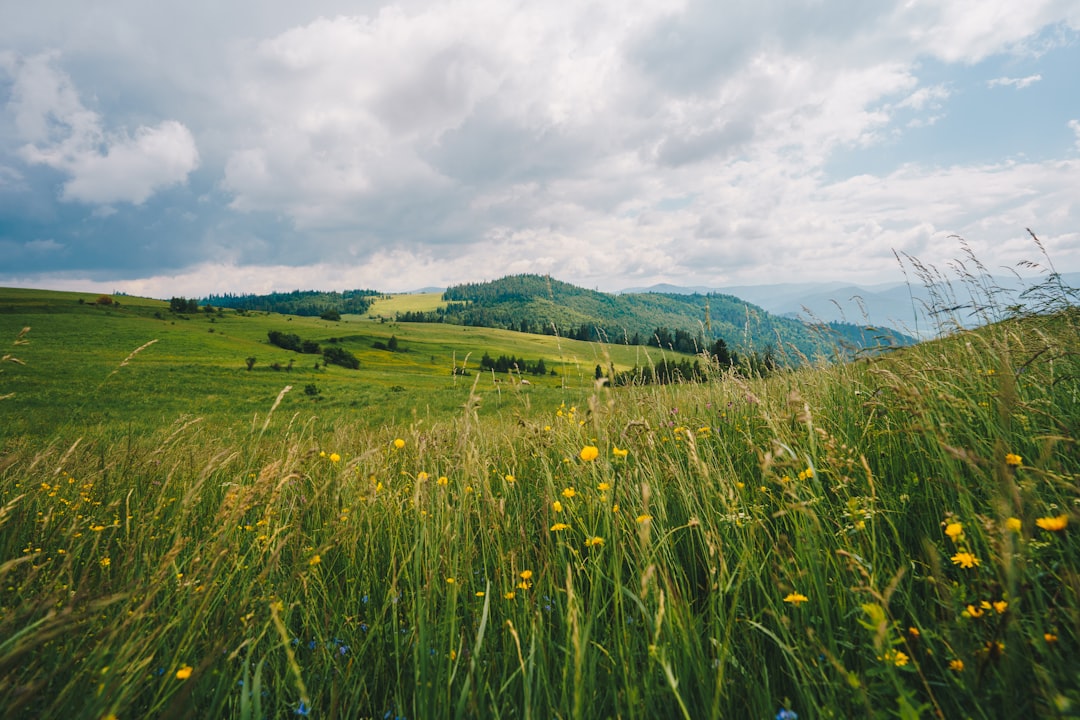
[
  {"left": 393, "top": 438, "right": 405, "bottom": 449},
  {"left": 636, "top": 514, "right": 652, "bottom": 524},
  {"left": 944, "top": 522, "right": 963, "bottom": 541},
  {"left": 584, "top": 536, "right": 604, "bottom": 547},
  {"left": 417, "top": 471, "right": 429, "bottom": 482},
  {"left": 579, "top": 446, "right": 599, "bottom": 462},
  {"left": 1005, "top": 517, "right": 1022, "bottom": 533},
  {"left": 561, "top": 488, "right": 576, "bottom": 499},
  {"left": 308, "top": 554, "right": 321, "bottom": 567},
  {"left": 437, "top": 476, "right": 449, "bottom": 486},
  {"left": 965, "top": 604, "right": 985, "bottom": 618},
  {"left": 949, "top": 659, "right": 964, "bottom": 672},
  {"left": 612, "top": 446, "right": 628, "bottom": 458},
  {"left": 329, "top": 452, "right": 341, "bottom": 463},
  {"left": 950, "top": 551, "right": 981, "bottom": 569},
  {"left": 175, "top": 665, "right": 193, "bottom": 680},
  {"left": 552, "top": 501, "right": 563, "bottom": 513},
  {"left": 1036, "top": 514, "right": 1068, "bottom": 532},
  {"left": 519, "top": 570, "right": 533, "bottom": 581},
  {"left": 597, "top": 482, "right": 611, "bottom": 492},
  {"left": 550, "top": 523, "right": 570, "bottom": 531},
  {"left": 783, "top": 592, "right": 808, "bottom": 605},
  {"left": 908, "top": 626, "right": 920, "bottom": 638},
  {"left": 504, "top": 474, "right": 515, "bottom": 484},
  {"left": 993, "top": 600, "right": 1008, "bottom": 614},
  {"left": 446, "top": 577, "right": 455, "bottom": 584},
  {"left": 503, "top": 591, "right": 516, "bottom": 600},
  {"left": 475, "top": 591, "right": 485, "bottom": 597},
  {"left": 1005, "top": 453, "right": 1022, "bottom": 467}
]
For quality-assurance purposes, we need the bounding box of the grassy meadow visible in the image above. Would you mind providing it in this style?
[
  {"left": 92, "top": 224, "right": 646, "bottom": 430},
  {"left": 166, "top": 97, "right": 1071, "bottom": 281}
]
[{"left": 1, "top": 284, "right": 1079, "bottom": 718}]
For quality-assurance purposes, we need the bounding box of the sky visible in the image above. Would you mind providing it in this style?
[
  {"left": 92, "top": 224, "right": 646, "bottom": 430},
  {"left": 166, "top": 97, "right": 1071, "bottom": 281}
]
[{"left": 1, "top": 0, "right": 1079, "bottom": 299}]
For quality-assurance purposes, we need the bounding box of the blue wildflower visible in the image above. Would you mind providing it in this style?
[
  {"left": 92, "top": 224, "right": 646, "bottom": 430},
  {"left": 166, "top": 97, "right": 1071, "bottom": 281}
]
[
  {"left": 296, "top": 700, "right": 311, "bottom": 716},
  {"left": 776, "top": 709, "right": 798, "bottom": 720}
]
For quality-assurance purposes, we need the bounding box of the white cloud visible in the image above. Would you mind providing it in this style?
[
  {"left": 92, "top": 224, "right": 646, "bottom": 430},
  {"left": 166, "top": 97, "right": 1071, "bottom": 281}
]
[
  {"left": 7, "top": 53, "right": 199, "bottom": 205},
  {"left": 988, "top": 74, "right": 1043, "bottom": 89},
  {"left": 1069, "top": 119, "right": 1080, "bottom": 149}
]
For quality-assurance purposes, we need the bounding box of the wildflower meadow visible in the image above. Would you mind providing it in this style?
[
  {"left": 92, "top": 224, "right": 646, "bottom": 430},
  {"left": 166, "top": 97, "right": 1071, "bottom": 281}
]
[{"left": 1, "top": 281, "right": 1078, "bottom": 719}]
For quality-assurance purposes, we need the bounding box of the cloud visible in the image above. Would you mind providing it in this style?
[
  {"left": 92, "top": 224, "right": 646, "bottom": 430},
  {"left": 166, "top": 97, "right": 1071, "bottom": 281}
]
[
  {"left": 987, "top": 74, "right": 1043, "bottom": 89},
  {"left": 1069, "top": 119, "right": 1080, "bottom": 149},
  {"left": 5, "top": 53, "right": 199, "bottom": 205}
]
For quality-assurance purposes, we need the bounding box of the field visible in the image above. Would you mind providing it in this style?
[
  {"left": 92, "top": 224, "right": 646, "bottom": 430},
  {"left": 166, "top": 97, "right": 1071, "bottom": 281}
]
[{"left": 1, "top": 286, "right": 1078, "bottom": 719}]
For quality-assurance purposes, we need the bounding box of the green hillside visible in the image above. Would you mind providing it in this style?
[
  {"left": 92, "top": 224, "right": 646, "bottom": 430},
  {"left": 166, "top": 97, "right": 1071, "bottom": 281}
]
[
  {"left": 435, "top": 274, "right": 913, "bottom": 359},
  {"left": 0, "top": 287, "right": 697, "bottom": 439}
]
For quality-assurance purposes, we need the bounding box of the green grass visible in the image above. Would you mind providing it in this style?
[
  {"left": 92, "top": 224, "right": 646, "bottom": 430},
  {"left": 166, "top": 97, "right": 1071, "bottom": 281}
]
[
  {"left": 0, "top": 287, "right": 680, "bottom": 438},
  {"left": 1, "top": 287, "right": 1078, "bottom": 719}
]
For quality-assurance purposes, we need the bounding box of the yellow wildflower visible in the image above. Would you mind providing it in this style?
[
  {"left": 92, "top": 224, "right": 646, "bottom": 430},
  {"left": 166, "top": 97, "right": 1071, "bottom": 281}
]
[
  {"left": 437, "top": 476, "right": 449, "bottom": 486},
  {"left": 1004, "top": 453, "right": 1022, "bottom": 467},
  {"left": 951, "top": 551, "right": 980, "bottom": 569},
  {"left": 612, "top": 446, "right": 629, "bottom": 458},
  {"left": 446, "top": 577, "right": 455, "bottom": 584},
  {"left": 908, "top": 626, "right": 920, "bottom": 638},
  {"left": 1036, "top": 514, "right": 1068, "bottom": 532},
  {"left": 520, "top": 570, "right": 533, "bottom": 580},
  {"left": 99, "top": 557, "right": 111, "bottom": 568},
  {"left": 944, "top": 522, "right": 963, "bottom": 541},
  {"left": 552, "top": 500, "right": 563, "bottom": 513},
  {"left": 584, "top": 536, "right": 604, "bottom": 547},
  {"left": 329, "top": 452, "right": 341, "bottom": 463},
  {"left": 993, "top": 600, "right": 1008, "bottom": 614},
  {"left": 504, "top": 474, "right": 515, "bottom": 484},
  {"left": 1005, "top": 517, "right": 1022, "bottom": 533},
  {"left": 561, "top": 488, "right": 576, "bottom": 499},
  {"left": 503, "top": 591, "right": 515, "bottom": 600},
  {"left": 417, "top": 471, "right": 429, "bottom": 481},
  {"left": 636, "top": 514, "right": 652, "bottom": 524},
  {"left": 1044, "top": 633, "right": 1058, "bottom": 643},
  {"left": 887, "top": 650, "right": 909, "bottom": 667},
  {"left": 550, "top": 523, "right": 570, "bottom": 531},
  {"left": 308, "top": 554, "right": 321, "bottom": 567},
  {"left": 783, "top": 592, "right": 809, "bottom": 605},
  {"left": 949, "top": 659, "right": 964, "bottom": 672},
  {"left": 393, "top": 438, "right": 405, "bottom": 449},
  {"left": 579, "top": 446, "right": 599, "bottom": 462},
  {"left": 175, "top": 665, "right": 193, "bottom": 680},
  {"left": 965, "top": 604, "right": 985, "bottom": 618},
  {"left": 597, "top": 482, "right": 611, "bottom": 492}
]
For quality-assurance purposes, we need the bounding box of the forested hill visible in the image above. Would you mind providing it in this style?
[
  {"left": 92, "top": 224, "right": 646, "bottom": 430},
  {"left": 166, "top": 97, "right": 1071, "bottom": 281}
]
[
  {"left": 203, "top": 289, "right": 382, "bottom": 317},
  {"left": 427, "top": 274, "right": 913, "bottom": 360}
]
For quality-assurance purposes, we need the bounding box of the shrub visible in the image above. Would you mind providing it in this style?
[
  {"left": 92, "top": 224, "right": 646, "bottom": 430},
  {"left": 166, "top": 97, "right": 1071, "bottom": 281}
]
[{"left": 322, "top": 346, "right": 360, "bottom": 369}]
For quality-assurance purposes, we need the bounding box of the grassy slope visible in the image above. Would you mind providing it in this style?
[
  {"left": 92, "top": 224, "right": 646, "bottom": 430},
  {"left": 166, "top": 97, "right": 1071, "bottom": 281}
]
[
  {"left": 0, "top": 288, "right": 693, "bottom": 439},
  {"left": 1, "top": 286, "right": 1077, "bottom": 719}
]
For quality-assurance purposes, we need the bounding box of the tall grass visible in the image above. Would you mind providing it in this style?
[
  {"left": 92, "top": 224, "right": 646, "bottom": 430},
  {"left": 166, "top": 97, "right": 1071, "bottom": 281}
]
[{"left": 1, "top": 286, "right": 1078, "bottom": 718}]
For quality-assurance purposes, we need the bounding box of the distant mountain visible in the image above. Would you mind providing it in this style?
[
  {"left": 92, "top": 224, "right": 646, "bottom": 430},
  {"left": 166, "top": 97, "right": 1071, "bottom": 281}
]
[
  {"left": 420, "top": 274, "right": 914, "bottom": 361},
  {"left": 627, "top": 272, "right": 1080, "bottom": 337}
]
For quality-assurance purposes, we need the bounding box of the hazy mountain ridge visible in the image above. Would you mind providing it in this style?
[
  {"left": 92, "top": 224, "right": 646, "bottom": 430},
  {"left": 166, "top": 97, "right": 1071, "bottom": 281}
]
[{"left": 624, "top": 271, "right": 1080, "bottom": 336}]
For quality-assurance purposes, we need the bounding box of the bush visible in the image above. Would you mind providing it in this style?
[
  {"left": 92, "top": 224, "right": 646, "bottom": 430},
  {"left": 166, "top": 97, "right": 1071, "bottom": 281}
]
[
  {"left": 320, "top": 309, "right": 341, "bottom": 321},
  {"left": 322, "top": 346, "right": 360, "bottom": 369},
  {"left": 268, "top": 331, "right": 303, "bottom": 352}
]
